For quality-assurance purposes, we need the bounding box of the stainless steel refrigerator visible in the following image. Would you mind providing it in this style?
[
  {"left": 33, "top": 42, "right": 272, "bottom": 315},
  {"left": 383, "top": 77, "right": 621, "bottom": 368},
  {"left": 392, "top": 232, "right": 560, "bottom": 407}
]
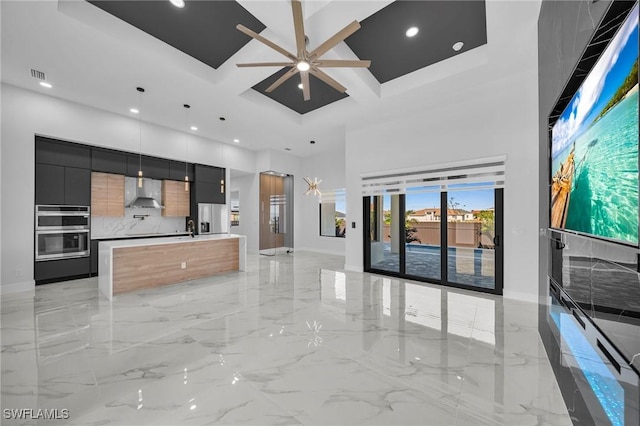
[{"left": 198, "top": 203, "right": 229, "bottom": 234}]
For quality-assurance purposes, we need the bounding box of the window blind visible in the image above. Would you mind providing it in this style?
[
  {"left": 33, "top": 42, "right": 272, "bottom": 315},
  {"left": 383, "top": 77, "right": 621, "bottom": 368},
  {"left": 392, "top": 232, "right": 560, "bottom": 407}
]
[{"left": 361, "top": 156, "right": 506, "bottom": 196}]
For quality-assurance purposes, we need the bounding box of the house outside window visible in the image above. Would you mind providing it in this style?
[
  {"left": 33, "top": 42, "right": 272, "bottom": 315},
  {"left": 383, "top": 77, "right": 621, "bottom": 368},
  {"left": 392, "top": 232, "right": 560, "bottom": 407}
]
[{"left": 319, "top": 189, "right": 346, "bottom": 238}]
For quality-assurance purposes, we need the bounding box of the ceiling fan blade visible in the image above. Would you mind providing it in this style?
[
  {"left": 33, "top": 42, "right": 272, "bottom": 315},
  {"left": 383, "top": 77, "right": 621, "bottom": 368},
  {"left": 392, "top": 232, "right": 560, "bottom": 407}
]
[
  {"left": 236, "top": 62, "right": 294, "bottom": 67},
  {"left": 236, "top": 24, "right": 297, "bottom": 61},
  {"left": 291, "top": 0, "right": 306, "bottom": 57},
  {"left": 309, "top": 21, "right": 361, "bottom": 60},
  {"left": 315, "top": 59, "right": 371, "bottom": 68},
  {"left": 310, "top": 67, "right": 347, "bottom": 93},
  {"left": 301, "top": 71, "right": 311, "bottom": 101},
  {"left": 266, "top": 67, "right": 299, "bottom": 93}
]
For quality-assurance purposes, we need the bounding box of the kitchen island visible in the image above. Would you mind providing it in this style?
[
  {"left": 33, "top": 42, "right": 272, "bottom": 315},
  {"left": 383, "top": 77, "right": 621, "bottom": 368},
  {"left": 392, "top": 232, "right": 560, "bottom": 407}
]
[{"left": 98, "top": 234, "right": 246, "bottom": 300}]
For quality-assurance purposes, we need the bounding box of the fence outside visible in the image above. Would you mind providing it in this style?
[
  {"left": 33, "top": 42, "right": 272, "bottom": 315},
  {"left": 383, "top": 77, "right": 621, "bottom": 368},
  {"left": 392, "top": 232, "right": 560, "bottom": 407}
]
[{"left": 383, "top": 222, "right": 492, "bottom": 248}]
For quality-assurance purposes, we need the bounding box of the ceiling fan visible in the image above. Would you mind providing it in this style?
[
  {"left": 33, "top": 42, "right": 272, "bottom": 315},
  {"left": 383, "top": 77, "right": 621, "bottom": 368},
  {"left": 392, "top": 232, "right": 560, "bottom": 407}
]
[{"left": 236, "top": 0, "right": 371, "bottom": 101}]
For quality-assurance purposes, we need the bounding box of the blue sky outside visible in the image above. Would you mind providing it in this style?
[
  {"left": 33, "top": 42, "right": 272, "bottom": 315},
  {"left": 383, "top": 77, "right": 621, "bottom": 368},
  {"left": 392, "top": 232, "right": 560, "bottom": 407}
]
[
  {"left": 382, "top": 189, "right": 494, "bottom": 212},
  {"left": 552, "top": 5, "right": 639, "bottom": 158}
]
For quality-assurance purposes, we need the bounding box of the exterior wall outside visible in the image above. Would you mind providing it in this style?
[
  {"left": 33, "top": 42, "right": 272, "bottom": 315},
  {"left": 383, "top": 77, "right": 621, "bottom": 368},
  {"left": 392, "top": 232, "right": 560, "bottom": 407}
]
[
  {"left": 383, "top": 222, "right": 483, "bottom": 248},
  {"left": 344, "top": 1, "right": 543, "bottom": 301}
]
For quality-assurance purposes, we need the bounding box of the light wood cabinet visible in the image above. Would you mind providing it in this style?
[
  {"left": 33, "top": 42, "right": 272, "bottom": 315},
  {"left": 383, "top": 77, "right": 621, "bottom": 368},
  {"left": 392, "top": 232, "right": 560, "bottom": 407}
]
[
  {"left": 162, "top": 180, "right": 190, "bottom": 217},
  {"left": 91, "top": 172, "right": 124, "bottom": 217}
]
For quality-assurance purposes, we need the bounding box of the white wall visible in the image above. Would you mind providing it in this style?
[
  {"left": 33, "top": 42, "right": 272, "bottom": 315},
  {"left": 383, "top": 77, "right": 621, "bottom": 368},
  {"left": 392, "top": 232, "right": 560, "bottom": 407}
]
[
  {"left": 0, "top": 83, "right": 256, "bottom": 289},
  {"left": 229, "top": 173, "right": 259, "bottom": 252},
  {"left": 344, "top": 1, "right": 541, "bottom": 302},
  {"left": 297, "top": 147, "right": 347, "bottom": 255}
]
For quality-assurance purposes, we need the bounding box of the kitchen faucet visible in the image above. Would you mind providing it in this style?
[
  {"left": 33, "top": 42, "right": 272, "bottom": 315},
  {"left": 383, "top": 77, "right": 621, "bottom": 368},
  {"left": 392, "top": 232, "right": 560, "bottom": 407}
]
[{"left": 187, "top": 219, "right": 195, "bottom": 238}]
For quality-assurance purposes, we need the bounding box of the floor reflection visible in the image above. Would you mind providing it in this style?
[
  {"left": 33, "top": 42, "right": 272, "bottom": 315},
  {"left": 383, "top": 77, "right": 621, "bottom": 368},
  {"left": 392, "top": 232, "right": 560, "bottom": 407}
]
[{"left": 1, "top": 252, "right": 570, "bottom": 425}]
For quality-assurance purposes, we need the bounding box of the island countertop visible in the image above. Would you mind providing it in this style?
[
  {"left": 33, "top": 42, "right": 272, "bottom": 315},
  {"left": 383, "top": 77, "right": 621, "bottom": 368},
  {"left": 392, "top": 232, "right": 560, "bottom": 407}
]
[{"left": 98, "top": 234, "right": 246, "bottom": 300}]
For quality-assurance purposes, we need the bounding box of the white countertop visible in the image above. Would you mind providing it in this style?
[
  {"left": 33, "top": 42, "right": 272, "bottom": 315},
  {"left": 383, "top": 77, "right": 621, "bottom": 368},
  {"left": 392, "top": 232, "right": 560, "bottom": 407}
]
[
  {"left": 99, "top": 233, "right": 243, "bottom": 249},
  {"left": 92, "top": 232, "right": 191, "bottom": 240}
]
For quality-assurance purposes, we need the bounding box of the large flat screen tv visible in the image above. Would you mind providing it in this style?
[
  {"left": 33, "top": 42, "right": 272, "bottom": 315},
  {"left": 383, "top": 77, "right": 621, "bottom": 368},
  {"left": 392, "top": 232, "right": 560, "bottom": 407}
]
[{"left": 551, "top": 3, "right": 639, "bottom": 246}]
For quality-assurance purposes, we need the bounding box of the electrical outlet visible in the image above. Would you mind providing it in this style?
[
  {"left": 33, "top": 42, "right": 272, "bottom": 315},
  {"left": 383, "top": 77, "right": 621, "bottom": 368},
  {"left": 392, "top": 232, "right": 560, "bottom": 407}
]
[
  {"left": 181, "top": 262, "right": 187, "bottom": 269},
  {"left": 15, "top": 269, "right": 23, "bottom": 277}
]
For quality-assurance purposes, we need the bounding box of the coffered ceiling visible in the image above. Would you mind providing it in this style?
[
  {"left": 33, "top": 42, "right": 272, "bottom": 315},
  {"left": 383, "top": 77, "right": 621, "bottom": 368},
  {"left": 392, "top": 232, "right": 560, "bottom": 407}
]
[{"left": 1, "top": 0, "right": 492, "bottom": 155}]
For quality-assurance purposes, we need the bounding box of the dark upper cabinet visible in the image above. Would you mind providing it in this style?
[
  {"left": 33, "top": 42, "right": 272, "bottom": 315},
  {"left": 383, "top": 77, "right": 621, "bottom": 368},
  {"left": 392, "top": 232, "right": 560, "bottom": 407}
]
[
  {"left": 126, "top": 154, "right": 170, "bottom": 179},
  {"left": 92, "top": 148, "right": 128, "bottom": 174},
  {"left": 144, "top": 156, "right": 170, "bottom": 180},
  {"left": 194, "top": 164, "right": 217, "bottom": 183},
  {"left": 35, "top": 164, "right": 90, "bottom": 206},
  {"left": 35, "top": 137, "right": 91, "bottom": 169},
  {"left": 169, "top": 160, "right": 194, "bottom": 181},
  {"left": 194, "top": 165, "right": 225, "bottom": 204},
  {"left": 126, "top": 154, "right": 141, "bottom": 177},
  {"left": 213, "top": 167, "right": 225, "bottom": 204},
  {"left": 195, "top": 181, "right": 215, "bottom": 204},
  {"left": 64, "top": 167, "right": 91, "bottom": 205},
  {"left": 35, "top": 163, "right": 65, "bottom": 205}
]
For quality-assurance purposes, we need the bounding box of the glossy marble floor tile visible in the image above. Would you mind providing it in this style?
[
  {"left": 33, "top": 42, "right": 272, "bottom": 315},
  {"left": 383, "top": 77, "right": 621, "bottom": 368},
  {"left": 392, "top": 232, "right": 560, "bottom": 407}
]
[{"left": 1, "top": 252, "right": 571, "bottom": 425}]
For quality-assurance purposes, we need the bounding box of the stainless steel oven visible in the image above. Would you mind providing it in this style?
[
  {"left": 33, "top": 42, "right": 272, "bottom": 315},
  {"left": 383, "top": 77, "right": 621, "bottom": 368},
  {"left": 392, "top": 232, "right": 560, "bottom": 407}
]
[
  {"left": 35, "top": 205, "right": 90, "bottom": 261},
  {"left": 36, "top": 205, "right": 90, "bottom": 230}
]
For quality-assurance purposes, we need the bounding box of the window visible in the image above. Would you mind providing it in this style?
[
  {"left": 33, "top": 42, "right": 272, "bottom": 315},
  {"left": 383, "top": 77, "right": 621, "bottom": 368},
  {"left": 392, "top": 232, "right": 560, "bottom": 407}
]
[{"left": 319, "top": 189, "right": 346, "bottom": 238}]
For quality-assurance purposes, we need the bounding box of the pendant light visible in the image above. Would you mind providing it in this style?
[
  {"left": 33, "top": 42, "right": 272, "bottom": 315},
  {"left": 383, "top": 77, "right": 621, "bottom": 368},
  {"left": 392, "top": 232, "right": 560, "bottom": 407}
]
[
  {"left": 303, "top": 140, "right": 322, "bottom": 196},
  {"left": 136, "top": 87, "right": 145, "bottom": 188},
  {"left": 183, "top": 104, "right": 190, "bottom": 192}
]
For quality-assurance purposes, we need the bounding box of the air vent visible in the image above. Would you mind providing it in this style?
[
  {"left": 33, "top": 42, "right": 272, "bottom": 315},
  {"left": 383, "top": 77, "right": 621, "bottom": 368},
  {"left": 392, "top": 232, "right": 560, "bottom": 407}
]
[{"left": 30, "top": 69, "right": 46, "bottom": 81}]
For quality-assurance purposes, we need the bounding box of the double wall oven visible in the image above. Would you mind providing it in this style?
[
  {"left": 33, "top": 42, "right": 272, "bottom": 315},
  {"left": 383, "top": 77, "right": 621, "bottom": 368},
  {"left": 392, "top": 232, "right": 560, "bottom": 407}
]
[{"left": 35, "top": 205, "right": 90, "bottom": 261}]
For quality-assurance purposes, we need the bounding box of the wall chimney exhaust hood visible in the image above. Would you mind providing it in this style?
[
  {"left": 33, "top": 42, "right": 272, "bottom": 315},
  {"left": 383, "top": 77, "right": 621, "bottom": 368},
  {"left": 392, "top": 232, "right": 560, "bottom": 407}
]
[
  {"left": 127, "top": 196, "right": 163, "bottom": 209},
  {"left": 126, "top": 177, "right": 164, "bottom": 209}
]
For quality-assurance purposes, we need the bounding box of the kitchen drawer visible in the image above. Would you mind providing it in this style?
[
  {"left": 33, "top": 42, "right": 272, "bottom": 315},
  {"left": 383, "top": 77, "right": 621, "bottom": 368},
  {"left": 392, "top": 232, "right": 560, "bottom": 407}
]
[{"left": 35, "top": 257, "right": 91, "bottom": 284}]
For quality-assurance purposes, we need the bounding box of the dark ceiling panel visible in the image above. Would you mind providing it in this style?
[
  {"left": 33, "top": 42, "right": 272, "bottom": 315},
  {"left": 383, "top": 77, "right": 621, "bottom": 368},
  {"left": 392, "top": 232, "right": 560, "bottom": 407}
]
[
  {"left": 345, "top": 1, "right": 487, "bottom": 83},
  {"left": 87, "top": 1, "right": 265, "bottom": 69},
  {"left": 252, "top": 68, "right": 349, "bottom": 115}
]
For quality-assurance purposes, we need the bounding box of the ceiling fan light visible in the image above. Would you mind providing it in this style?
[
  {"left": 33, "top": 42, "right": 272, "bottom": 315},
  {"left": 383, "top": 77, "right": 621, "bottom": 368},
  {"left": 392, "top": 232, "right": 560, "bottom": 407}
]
[
  {"left": 296, "top": 61, "right": 310, "bottom": 72},
  {"left": 170, "top": 0, "right": 185, "bottom": 8}
]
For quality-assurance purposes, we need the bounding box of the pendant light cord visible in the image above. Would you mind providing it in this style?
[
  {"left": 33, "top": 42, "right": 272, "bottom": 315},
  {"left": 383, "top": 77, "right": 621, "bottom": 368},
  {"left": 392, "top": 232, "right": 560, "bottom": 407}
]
[
  {"left": 138, "top": 88, "right": 144, "bottom": 172},
  {"left": 184, "top": 104, "right": 189, "bottom": 176}
]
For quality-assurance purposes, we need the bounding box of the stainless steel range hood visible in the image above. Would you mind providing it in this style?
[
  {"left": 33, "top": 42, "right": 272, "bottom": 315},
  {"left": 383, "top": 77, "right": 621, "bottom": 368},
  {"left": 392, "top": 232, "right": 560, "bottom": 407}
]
[
  {"left": 125, "top": 177, "right": 164, "bottom": 209},
  {"left": 127, "top": 196, "right": 163, "bottom": 209}
]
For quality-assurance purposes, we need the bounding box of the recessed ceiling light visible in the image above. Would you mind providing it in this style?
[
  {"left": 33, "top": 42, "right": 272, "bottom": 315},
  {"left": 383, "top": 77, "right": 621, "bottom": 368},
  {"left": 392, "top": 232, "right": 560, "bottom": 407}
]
[
  {"left": 452, "top": 41, "right": 464, "bottom": 51},
  {"left": 296, "top": 61, "right": 310, "bottom": 72},
  {"left": 190, "top": 126, "right": 198, "bottom": 131},
  {"left": 233, "top": 139, "right": 240, "bottom": 143},
  {"left": 170, "top": 0, "right": 185, "bottom": 8},
  {"left": 405, "top": 27, "right": 419, "bottom": 38},
  {"left": 39, "top": 81, "right": 52, "bottom": 89},
  {"left": 130, "top": 108, "right": 139, "bottom": 114},
  {"left": 298, "top": 84, "right": 303, "bottom": 89}
]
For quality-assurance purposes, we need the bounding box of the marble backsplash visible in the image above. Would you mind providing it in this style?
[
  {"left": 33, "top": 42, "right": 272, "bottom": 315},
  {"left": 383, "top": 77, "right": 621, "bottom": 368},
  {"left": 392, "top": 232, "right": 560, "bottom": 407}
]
[{"left": 91, "top": 177, "right": 187, "bottom": 238}]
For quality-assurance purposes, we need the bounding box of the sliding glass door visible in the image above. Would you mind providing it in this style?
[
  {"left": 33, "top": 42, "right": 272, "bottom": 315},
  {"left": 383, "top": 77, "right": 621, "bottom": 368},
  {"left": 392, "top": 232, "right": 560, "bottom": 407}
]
[
  {"left": 446, "top": 188, "right": 499, "bottom": 291},
  {"left": 404, "top": 190, "right": 442, "bottom": 281},
  {"left": 367, "top": 194, "right": 401, "bottom": 274},
  {"left": 364, "top": 188, "right": 503, "bottom": 295}
]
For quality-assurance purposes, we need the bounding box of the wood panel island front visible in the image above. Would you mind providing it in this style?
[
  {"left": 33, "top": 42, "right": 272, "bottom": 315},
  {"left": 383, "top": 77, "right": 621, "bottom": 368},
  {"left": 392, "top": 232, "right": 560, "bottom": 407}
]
[{"left": 98, "top": 234, "right": 246, "bottom": 300}]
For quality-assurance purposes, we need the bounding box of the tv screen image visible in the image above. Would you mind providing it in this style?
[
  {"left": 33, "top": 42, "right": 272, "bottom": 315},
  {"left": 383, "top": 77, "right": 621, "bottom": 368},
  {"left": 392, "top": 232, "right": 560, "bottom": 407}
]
[{"left": 551, "top": 3, "right": 639, "bottom": 245}]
